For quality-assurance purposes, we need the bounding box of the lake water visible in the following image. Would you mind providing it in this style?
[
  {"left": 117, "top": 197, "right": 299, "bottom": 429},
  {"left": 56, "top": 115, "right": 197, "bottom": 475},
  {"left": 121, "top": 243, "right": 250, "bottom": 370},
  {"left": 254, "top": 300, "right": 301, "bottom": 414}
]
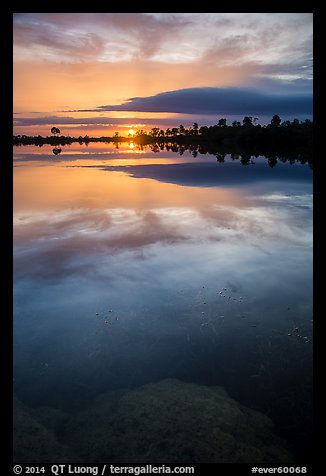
[{"left": 13, "top": 143, "right": 313, "bottom": 463}]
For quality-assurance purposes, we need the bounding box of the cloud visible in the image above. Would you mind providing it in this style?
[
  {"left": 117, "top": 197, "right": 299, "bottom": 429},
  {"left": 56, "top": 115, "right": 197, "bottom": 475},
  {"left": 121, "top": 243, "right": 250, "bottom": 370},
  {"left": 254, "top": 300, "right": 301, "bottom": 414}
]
[
  {"left": 77, "top": 87, "right": 312, "bottom": 116},
  {"left": 13, "top": 116, "right": 122, "bottom": 127},
  {"left": 13, "top": 16, "right": 106, "bottom": 61},
  {"left": 13, "top": 14, "right": 313, "bottom": 116},
  {"left": 13, "top": 13, "right": 192, "bottom": 63},
  {"left": 13, "top": 115, "right": 200, "bottom": 128},
  {"left": 13, "top": 13, "right": 312, "bottom": 73},
  {"left": 13, "top": 115, "right": 223, "bottom": 135}
]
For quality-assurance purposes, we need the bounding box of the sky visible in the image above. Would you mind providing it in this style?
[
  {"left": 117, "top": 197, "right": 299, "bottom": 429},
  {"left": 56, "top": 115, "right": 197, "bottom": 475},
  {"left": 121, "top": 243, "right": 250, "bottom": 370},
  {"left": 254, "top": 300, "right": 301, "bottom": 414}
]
[{"left": 13, "top": 13, "right": 313, "bottom": 136}]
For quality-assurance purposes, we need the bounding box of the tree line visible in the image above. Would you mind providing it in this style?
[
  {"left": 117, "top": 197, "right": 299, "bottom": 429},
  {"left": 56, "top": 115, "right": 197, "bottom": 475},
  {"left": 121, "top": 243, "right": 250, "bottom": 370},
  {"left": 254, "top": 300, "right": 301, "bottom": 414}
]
[
  {"left": 13, "top": 115, "right": 312, "bottom": 157},
  {"left": 139, "top": 115, "right": 312, "bottom": 150}
]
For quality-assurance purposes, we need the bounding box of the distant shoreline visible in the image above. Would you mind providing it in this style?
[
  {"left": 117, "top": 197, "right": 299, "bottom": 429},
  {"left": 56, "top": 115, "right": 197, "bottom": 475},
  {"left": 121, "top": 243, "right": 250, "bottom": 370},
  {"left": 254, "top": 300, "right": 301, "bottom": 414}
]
[
  {"left": 13, "top": 135, "right": 128, "bottom": 146},
  {"left": 13, "top": 117, "right": 313, "bottom": 166},
  {"left": 13, "top": 116, "right": 313, "bottom": 151}
]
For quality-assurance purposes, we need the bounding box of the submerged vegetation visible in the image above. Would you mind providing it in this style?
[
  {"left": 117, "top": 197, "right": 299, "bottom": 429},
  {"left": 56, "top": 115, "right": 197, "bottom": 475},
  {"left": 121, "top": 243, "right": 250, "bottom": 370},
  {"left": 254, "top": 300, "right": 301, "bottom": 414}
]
[{"left": 14, "top": 379, "right": 294, "bottom": 463}]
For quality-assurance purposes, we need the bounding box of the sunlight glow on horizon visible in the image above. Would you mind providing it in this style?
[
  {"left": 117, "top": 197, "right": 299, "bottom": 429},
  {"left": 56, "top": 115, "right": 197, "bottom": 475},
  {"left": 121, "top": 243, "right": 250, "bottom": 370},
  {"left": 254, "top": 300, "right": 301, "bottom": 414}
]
[{"left": 13, "top": 13, "right": 313, "bottom": 133}]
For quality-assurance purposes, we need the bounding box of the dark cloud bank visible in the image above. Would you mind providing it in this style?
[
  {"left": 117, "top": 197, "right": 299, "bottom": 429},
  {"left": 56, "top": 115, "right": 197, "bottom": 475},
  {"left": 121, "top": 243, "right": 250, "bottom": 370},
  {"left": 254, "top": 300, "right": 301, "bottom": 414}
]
[{"left": 80, "top": 87, "right": 312, "bottom": 116}]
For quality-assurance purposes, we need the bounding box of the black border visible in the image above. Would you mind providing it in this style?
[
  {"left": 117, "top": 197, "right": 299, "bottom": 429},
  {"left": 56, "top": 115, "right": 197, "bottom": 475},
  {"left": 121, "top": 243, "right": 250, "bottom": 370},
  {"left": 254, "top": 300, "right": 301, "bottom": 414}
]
[
  {"left": 7, "top": 8, "right": 318, "bottom": 473},
  {"left": 2, "top": 8, "right": 14, "bottom": 469}
]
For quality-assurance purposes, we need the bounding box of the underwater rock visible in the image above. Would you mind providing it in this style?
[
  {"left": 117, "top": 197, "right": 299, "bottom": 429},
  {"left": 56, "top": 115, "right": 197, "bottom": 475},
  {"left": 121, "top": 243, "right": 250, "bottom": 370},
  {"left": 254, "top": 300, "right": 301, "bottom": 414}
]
[
  {"left": 13, "top": 397, "right": 81, "bottom": 463},
  {"left": 30, "top": 405, "right": 68, "bottom": 434},
  {"left": 64, "top": 378, "right": 293, "bottom": 463}
]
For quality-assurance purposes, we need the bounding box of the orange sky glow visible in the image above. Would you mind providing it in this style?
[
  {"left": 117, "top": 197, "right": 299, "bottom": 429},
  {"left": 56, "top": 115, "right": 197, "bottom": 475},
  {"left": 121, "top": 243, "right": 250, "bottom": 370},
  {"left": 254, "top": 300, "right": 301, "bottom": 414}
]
[{"left": 13, "top": 13, "right": 313, "bottom": 137}]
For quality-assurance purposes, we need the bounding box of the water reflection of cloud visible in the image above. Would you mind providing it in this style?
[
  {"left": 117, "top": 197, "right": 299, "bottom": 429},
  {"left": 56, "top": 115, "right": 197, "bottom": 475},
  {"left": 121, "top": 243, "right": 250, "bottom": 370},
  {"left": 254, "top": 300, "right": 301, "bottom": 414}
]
[
  {"left": 14, "top": 200, "right": 312, "bottom": 285},
  {"left": 14, "top": 209, "right": 114, "bottom": 246},
  {"left": 258, "top": 193, "right": 313, "bottom": 208},
  {"left": 98, "top": 161, "right": 312, "bottom": 188}
]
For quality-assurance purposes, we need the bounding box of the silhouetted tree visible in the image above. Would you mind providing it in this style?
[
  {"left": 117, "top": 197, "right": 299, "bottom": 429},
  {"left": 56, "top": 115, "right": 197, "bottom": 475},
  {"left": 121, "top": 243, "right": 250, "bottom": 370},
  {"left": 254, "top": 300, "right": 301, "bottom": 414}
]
[
  {"left": 216, "top": 152, "right": 226, "bottom": 162},
  {"left": 270, "top": 114, "right": 281, "bottom": 127},
  {"left": 242, "top": 116, "right": 253, "bottom": 127},
  {"left": 240, "top": 153, "right": 252, "bottom": 165},
  {"left": 179, "top": 124, "right": 186, "bottom": 136},
  {"left": 199, "top": 126, "right": 208, "bottom": 135},
  {"left": 192, "top": 123, "right": 199, "bottom": 135},
  {"left": 217, "top": 118, "right": 227, "bottom": 127},
  {"left": 150, "top": 128, "right": 160, "bottom": 137},
  {"left": 135, "top": 129, "right": 147, "bottom": 137},
  {"left": 267, "top": 155, "right": 278, "bottom": 167},
  {"left": 51, "top": 127, "right": 60, "bottom": 135},
  {"left": 231, "top": 153, "right": 240, "bottom": 161}
]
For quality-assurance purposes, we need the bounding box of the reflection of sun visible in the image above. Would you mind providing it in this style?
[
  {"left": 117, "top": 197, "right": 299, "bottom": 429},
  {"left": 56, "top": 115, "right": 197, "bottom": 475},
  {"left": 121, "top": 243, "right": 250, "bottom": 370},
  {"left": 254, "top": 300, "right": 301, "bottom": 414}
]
[{"left": 128, "top": 129, "right": 134, "bottom": 135}]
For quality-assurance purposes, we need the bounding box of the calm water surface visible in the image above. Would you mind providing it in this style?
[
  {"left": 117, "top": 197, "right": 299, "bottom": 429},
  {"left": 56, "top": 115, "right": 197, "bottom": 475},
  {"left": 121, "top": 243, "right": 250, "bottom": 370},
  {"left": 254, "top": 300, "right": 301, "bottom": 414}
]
[{"left": 13, "top": 143, "right": 313, "bottom": 462}]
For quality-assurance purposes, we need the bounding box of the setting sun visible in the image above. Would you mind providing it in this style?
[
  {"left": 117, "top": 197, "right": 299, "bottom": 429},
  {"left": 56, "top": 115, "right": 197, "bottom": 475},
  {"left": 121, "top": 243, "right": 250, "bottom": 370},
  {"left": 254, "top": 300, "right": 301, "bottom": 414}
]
[{"left": 128, "top": 129, "right": 135, "bottom": 136}]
